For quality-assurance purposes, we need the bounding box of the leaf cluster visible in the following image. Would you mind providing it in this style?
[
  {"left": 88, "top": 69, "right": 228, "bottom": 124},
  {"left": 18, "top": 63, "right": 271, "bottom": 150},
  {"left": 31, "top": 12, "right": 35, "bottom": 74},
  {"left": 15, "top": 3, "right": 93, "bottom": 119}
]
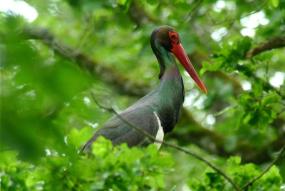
[
  {"left": 0, "top": 136, "right": 173, "bottom": 191},
  {"left": 189, "top": 157, "right": 283, "bottom": 191}
]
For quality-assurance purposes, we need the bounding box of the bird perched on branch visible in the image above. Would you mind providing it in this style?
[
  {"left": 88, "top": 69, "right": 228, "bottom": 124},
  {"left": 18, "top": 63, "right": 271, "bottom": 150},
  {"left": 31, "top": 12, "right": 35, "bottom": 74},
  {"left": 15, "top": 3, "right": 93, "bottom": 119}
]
[{"left": 82, "top": 26, "right": 207, "bottom": 151}]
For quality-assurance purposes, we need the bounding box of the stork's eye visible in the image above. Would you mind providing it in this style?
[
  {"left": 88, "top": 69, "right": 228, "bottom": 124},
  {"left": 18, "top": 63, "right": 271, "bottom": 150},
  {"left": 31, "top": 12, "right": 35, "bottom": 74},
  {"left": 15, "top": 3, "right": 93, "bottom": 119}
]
[{"left": 168, "top": 31, "right": 179, "bottom": 44}]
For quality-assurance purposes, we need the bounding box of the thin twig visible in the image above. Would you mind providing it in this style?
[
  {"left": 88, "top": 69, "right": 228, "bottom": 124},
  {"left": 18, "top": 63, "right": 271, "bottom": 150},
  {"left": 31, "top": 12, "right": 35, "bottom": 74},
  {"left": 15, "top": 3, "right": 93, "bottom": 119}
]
[
  {"left": 90, "top": 93, "right": 241, "bottom": 191},
  {"left": 212, "top": 105, "right": 237, "bottom": 117},
  {"left": 185, "top": 0, "right": 204, "bottom": 22},
  {"left": 242, "top": 145, "right": 285, "bottom": 190}
]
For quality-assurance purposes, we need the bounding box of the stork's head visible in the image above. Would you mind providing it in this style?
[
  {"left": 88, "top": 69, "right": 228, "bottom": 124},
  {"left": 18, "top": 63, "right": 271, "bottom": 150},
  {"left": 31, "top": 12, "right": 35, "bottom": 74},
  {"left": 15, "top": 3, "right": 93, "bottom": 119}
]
[{"left": 151, "top": 26, "right": 207, "bottom": 93}]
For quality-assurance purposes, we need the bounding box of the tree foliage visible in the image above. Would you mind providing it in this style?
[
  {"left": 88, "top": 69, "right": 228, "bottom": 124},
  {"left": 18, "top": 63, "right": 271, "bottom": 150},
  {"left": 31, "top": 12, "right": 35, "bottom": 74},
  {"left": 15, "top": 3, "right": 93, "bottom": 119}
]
[{"left": 0, "top": 0, "right": 285, "bottom": 190}]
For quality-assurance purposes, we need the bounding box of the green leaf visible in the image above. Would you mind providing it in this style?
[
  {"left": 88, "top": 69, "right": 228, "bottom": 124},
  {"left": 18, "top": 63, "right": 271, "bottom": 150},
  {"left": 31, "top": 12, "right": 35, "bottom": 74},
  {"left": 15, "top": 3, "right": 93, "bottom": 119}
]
[
  {"left": 270, "top": 0, "right": 279, "bottom": 7},
  {"left": 67, "top": 127, "right": 93, "bottom": 147},
  {"left": 201, "top": 61, "right": 223, "bottom": 73}
]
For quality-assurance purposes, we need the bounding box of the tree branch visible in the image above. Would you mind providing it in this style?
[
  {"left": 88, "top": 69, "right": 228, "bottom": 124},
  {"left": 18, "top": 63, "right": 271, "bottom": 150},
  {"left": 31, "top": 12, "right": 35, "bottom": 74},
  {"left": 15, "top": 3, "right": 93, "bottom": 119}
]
[
  {"left": 23, "top": 27, "right": 149, "bottom": 97},
  {"left": 185, "top": 0, "right": 204, "bottom": 22},
  {"left": 246, "top": 36, "right": 285, "bottom": 58}
]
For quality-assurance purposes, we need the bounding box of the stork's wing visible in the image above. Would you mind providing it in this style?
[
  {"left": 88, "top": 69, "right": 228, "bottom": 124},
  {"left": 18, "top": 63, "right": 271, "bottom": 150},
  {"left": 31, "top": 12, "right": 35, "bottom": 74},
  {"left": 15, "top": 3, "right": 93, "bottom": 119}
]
[{"left": 81, "top": 106, "right": 159, "bottom": 152}]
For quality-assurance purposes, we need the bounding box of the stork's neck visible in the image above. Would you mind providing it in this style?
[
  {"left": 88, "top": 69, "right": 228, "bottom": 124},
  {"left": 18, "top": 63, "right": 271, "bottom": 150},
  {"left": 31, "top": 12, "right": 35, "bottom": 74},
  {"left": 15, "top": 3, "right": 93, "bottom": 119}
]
[
  {"left": 154, "top": 42, "right": 183, "bottom": 92},
  {"left": 154, "top": 48, "right": 185, "bottom": 133}
]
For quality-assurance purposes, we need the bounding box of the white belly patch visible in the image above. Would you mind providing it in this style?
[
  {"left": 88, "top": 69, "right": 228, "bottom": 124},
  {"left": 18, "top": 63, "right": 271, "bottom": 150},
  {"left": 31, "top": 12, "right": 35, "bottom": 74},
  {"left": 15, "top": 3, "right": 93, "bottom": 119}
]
[{"left": 153, "top": 112, "right": 164, "bottom": 149}]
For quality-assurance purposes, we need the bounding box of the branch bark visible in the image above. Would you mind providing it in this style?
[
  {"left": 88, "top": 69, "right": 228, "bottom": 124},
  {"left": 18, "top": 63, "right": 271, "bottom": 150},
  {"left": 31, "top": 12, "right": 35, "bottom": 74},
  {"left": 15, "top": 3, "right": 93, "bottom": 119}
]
[
  {"left": 246, "top": 36, "right": 285, "bottom": 58},
  {"left": 23, "top": 27, "right": 149, "bottom": 97}
]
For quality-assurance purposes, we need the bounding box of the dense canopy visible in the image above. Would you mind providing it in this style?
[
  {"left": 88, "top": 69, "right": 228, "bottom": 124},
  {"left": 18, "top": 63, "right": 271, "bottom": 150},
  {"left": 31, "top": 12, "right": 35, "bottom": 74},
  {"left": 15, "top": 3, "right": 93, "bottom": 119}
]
[{"left": 1, "top": 0, "right": 285, "bottom": 190}]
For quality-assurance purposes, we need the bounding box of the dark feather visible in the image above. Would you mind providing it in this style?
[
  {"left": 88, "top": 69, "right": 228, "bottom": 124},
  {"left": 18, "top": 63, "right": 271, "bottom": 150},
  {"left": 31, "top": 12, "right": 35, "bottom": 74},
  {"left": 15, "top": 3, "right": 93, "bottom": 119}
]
[{"left": 82, "top": 106, "right": 158, "bottom": 152}]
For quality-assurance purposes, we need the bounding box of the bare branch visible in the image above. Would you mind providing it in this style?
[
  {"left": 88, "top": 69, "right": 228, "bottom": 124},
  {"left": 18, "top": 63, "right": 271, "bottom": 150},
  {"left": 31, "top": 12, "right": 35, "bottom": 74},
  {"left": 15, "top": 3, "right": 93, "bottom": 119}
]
[
  {"left": 90, "top": 93, "right": 241, "bottom": 191},
  {"left": 242, "top": 145, "right": 285, "bottom": 190},
  {"left": 185, "top": 0, "right": 204, "bottom": 22},
  {"left": 23, "top": 27, "right": 149, "bottom": 97},
  {"left": 246, "top": 36, "right": 285, "bottom": 58}
]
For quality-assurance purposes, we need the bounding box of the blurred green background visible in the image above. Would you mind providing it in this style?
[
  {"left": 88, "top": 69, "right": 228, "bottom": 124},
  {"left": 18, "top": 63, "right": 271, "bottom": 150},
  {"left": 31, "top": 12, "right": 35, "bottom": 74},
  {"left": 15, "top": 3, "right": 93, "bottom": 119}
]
[{"left": 0, "top": 0, "right": 285, "bottom": 190}]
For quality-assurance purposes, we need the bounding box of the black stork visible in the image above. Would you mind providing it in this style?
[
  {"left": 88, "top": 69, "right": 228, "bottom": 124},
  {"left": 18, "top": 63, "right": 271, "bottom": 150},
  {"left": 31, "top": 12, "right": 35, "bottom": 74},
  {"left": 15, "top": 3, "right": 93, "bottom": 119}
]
[{"left": 82, "top": 26, "right": 207, "bottom": 151}]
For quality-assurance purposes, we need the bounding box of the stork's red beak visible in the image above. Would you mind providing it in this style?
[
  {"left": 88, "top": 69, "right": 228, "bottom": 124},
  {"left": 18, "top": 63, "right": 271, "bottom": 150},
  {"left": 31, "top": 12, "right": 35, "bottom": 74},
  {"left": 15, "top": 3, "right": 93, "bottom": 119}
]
[{"left": 171, "top": 43, "right": 207, "bottom": 94}]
